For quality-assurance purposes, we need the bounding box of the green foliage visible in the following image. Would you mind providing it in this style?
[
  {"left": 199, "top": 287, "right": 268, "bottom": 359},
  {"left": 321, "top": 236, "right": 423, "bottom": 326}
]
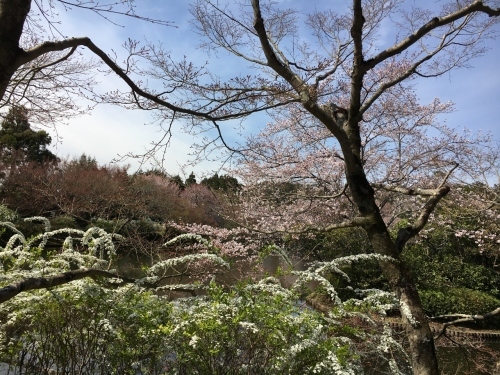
[
  {"left": 1, "top": 281, "right": 171, "bottom": 374},
  {"left": 0, "top": 204, "right": 17, "bottom": 222},
  {"left": 291, "top": 228, "right": 372, "bottom": 260},
  {"left": 402, "top": 209, "right": 500, "bottom": 298},
  {"left": 291, "top": 228, "right": 386, "bottom": 295},
  {"left": 121, "top": 218, "right": 166, "bottom": 237},
  {"left": 0, "top": 106, "right": 57, "bottom": 169},
  {"left": 185, "top": 171, "right": 197, "bottom": 186},
  {"left": 50, "top": 215, "right": 77, "bottom": 230},
  {"left": 160, "top": 281, "right": 361, "bottom": 375},
  {"left": 201, "top": 173, "right": 241, "bottom": 192},
  {"left": 397, "top": 199, "right": 500, "bottom": 325},
  {"left": 169, "top": 174, "right": 185, "bottom": 190},
  {"left": 420, "top": 288, "right": 500, "bottom": 318},
  {"left": 67, "top": 153, "right": 99, "bottom": 170},
  {"left": 403, "top": 248, "right": 500, "bottom": 298},
  {"left": 0, "top": 279, "right": 363, "bottom": 375},
  {"left": 0, "top": 217, "right": 419, "bottom": 374}
]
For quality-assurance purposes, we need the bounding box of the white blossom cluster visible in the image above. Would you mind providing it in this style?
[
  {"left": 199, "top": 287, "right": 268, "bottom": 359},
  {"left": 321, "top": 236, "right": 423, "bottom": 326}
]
[
  {"left": 161, "top": 281, "right": 365, "bottom": 375},
  {"left": 0, "top": 220, "right": 123, "bottom": 290},
  {"left": 244, "top": 277, "right": 294, "bottom": 298},
  {"left": 311, "top": 348, "right": 360, "bottom": 375},
  {"left": 0, "top": 215, "right": 418, "bottom": 375},
  {"left": 377, "top": 325, "right": 412, "bottom": 374},
  {"left": 163, "top": 233, "right": 212, "bottom": 248},
  {"left": 399, "top": 299, "right": 419, "bottom": 327},
  {"left": 238, "top": 321, "right": 259, "bottom": 333},
  {"left": 148, "top": 253, "right": 230, "bottom": 277},
  {"left": 308, "top": 253, "right": 398, "bottom": 284},
  {"left": 24, "top": 216, "right": 51, "bottom": 232},
  {"left": 292, "top": 270, "right": 342, "bottom": 306}
]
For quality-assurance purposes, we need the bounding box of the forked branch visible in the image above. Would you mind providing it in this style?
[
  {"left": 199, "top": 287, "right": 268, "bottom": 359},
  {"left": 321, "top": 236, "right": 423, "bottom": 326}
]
[{"left": 432, "top": 307, "right": 500, "bottom": 340}]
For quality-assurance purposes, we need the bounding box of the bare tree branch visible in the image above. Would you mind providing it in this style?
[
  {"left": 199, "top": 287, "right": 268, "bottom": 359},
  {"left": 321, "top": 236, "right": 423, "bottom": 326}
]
[
  {"left": 56, "top": 0, "right": 175, "bottom": 27},
  {"left": 364, "top": 1, "right": 500, "bottom": 71},
  {"left": 432, "top": 307, "right": 500, "bottom": 340}
]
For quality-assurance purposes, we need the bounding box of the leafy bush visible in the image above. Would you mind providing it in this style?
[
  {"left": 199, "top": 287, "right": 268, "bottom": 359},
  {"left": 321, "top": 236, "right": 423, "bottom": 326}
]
[
  {"left": 50, "top": 215, "right": 77, "bottom": 230},
  {"left": 1, "top": 281, "right": 171, "bottom": 374},
  {"left": 1, "top": 279, "right": 364, "bottom": 375},
  {"left": 403, "top": 248, "right": 500, "bottom": 298},
  {"left": 161, "top": 281, "right": 362, "bottom": 375},
  {"left": 0, "top": 204, "right": 17, "bottom": 222},
  {"left": 0, "top": 217, "right": 428, "bottom": 375},
  {"left": 420, "top": 288, "right": 500, "bottom": 318}
]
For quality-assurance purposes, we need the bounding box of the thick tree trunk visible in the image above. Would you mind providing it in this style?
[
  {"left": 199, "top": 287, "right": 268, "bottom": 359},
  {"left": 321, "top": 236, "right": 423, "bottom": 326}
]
[
  {"left": 344, "top": 156, "right": 440, "bottom": 374},
  {"left": 366, "top": 222, "right": 439, "bottom": 375},
  {"left": 0, "top": 0, "right": 31, "bottom": 101}
]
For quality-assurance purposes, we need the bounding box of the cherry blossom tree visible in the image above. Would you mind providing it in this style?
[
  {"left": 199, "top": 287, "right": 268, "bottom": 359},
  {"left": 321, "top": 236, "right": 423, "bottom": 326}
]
[{"left": 116, "top": 1, "right": 499, "bottom": 373}]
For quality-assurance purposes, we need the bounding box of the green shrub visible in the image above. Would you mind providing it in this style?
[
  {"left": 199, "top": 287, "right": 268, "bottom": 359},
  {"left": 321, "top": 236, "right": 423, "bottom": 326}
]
[
  {"left": 420, "top": 287, "right": 500, "bottom": 318},
  {"left": 403, "top": 249, "right": 500, "bottom": 298},
  {"left": 1, "top": 280, "right": 363, "bottom": 375},
  {"left": 122, "top": 218, "right": 166, "bottom": 238},
  {"left": 0, "top": 204, "right": 17, "bottom": 222},
  {"left": 1, "top": 281, "right": 172, "bottom": 375},
  {"left": 50, "top": 215, "right": 77, "bottom": 230},
  {"left": 161, "top": 281, "right": 361, "bottom": 374}
]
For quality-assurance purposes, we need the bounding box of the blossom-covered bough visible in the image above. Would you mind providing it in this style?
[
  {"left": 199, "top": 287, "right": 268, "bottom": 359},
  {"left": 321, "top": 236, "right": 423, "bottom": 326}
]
[{"left": 0, "top": 217, "right": 230, "bottom": 304}]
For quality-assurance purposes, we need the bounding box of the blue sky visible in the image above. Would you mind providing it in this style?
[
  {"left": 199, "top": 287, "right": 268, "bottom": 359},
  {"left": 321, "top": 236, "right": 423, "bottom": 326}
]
[{"left": 44, "top": 0, "right": 500, "bottom": 177}]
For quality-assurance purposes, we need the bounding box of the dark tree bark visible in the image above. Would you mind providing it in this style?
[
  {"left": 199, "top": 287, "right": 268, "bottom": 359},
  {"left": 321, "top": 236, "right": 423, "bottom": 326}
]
[{"left": 0, "top": 0, "right": 31, "bottom": 100}]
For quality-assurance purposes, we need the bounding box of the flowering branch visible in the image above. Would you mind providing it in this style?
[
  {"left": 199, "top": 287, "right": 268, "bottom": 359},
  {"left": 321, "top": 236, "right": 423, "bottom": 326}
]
[
  {"left": 223, "top": 214, "right": 371, "bottom": 236},
  {"left": 394, "top": 163, "right": 458, "bottom": 253},
  {"left": 0, "top": 268, "right": 143, "bottom": 304},
  {"left": 373, "top": 184, "right": 448, "bottom": 197}
]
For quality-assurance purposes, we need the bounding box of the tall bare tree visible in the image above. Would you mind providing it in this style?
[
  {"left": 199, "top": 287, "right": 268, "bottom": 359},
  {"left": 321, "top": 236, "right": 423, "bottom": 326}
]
[
  {"left": 124, "top": 1, "right": 497, "bottom": 373},
  {"left": 0, "top": 0, "right": 195, "bottom": 125}
]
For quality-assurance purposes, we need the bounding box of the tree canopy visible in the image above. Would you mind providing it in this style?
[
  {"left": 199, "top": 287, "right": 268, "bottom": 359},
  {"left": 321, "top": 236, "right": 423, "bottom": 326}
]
[{"left": 0, "top": 106, "right": 57, "bottom": 174}]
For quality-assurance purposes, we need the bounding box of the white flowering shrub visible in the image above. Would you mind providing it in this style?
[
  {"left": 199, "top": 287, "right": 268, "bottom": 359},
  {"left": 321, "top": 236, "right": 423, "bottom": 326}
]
[
  {"left": 160, "top": 280, "right": 362, "bottom": 375},
  {"left": 0, "top": 218, "right": 411, "bottom": 375},
  {"left": 266, "top": 251, "right": 412, "bottom": 375},
  {"left": 0, "top": 280, "right": 171, "bottom": 374},
  {"left": 1, "top": 280, "right": 365, "bottom": 375},
  {"left": 0, "top": 217, "right": 121, "bottom": 274}
]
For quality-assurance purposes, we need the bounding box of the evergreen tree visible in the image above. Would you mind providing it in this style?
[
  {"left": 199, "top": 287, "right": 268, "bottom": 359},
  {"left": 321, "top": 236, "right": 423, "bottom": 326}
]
[
  {"left": 0, "top": 106, "right": 57, "bottom": 174},
  {"left": 201, "top": 173, "right": 241, "bottom": 192},
  {"left": 169, "top": 174, "right": 185, "bottom": 190},
  {"left": 185, "top": 171, "right": 197, "bottom": 186}
]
